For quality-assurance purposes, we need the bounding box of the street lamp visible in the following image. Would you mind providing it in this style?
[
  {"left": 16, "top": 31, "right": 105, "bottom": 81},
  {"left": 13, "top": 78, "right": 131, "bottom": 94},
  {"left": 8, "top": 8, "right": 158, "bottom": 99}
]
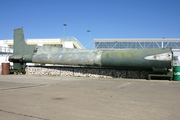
[
  {"left": 87, "top": 30, "right": 91, "bottom": 49},
  {"left": 63, "top": 24, "right": 67, "bottom": 38}
]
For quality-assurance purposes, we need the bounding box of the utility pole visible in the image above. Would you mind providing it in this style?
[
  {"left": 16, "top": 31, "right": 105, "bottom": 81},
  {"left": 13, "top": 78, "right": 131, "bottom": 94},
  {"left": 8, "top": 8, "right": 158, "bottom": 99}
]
[
  {"left": 63, "top": 24, "right": 67, "bottom": 38},
  {"left": 87, "top": 30, "right": 91, "bottom": 49}
]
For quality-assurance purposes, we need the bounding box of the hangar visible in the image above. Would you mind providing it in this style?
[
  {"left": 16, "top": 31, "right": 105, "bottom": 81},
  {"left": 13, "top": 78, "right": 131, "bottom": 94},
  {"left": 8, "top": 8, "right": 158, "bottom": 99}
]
[{"left": 94, "top": 38, "right": 180, "bottom": 56}]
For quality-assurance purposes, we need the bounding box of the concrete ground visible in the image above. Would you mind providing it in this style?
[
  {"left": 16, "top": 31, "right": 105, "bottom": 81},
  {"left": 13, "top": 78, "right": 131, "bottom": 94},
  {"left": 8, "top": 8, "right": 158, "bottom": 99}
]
[{"left": 0, "top": 75, "right": 180, "bottom": 120}]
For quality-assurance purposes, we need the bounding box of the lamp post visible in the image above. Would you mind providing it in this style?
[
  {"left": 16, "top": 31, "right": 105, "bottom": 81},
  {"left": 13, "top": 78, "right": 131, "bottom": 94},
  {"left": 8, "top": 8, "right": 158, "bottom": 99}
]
[
  {"left": 63, "top": 24, "right": 67, "bottom": 38},
  {"left": 87, "top": 30, "right": 91, "bottom": 49}
]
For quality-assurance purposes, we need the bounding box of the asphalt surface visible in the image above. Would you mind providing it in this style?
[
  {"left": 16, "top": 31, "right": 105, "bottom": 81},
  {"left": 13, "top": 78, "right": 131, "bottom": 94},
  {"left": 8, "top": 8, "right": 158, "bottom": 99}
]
[{"left": 0, "top": 75, "right": 180, "bottom": 120}]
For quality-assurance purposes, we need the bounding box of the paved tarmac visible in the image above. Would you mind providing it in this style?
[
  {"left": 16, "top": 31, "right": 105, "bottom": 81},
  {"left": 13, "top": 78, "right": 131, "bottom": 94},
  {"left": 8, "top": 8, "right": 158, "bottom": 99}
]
[{"left": 0, "top": 75, "right": 180, "bottom": 120}]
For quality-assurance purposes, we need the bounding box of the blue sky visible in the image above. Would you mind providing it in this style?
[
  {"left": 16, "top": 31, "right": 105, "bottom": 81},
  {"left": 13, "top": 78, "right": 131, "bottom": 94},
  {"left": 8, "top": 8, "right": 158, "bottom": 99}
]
[{"left": 0, "top": 0, "right": 180, "bottom": 49}]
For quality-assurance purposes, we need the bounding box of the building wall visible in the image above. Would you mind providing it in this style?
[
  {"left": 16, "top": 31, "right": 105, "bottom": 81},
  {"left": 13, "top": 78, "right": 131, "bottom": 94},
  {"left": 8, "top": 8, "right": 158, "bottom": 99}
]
[{"left": 95, "top": 41, "right": 180, "bottom": 50}]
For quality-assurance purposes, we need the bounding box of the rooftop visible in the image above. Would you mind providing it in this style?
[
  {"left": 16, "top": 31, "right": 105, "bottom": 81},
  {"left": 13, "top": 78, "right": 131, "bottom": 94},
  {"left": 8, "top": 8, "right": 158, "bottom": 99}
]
[{"left": 94, "top": 38, "right": 180, "bottom": 42}]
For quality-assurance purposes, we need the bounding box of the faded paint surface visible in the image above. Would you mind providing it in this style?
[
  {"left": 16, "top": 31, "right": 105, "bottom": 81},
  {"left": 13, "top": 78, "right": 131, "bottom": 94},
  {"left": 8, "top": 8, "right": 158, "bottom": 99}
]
[
  {"left": 101, "top": 49, "right": 142, "bottom": 59},
  {"left": 101, "top": 48, "right": 172, "bottom": 70},
  {"left": 32, "top": 46, "right": 102, "bottom": 66},
  {"left": 32, "top": 47, "right": 172, "bottom": 70}
]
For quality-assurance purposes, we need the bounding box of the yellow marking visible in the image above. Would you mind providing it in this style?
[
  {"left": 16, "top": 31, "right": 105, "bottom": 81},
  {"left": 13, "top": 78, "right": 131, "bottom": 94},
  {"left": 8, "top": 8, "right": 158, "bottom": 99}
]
[{"left": 102, "top": 49, "right": 142, "bottom": 58}]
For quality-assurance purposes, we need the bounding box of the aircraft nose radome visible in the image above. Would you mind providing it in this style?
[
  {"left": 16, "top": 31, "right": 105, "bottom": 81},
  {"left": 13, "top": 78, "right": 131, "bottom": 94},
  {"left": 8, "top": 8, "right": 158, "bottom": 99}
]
[{"left": 144, "top": 52, "right": 172, "bottom": 61}]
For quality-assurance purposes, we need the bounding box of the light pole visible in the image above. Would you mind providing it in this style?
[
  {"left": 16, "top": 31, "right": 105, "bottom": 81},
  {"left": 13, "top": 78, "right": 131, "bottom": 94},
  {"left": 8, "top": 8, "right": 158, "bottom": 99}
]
[
  {"left": 87, "top": 30, "right": 91, "bottom": 49},
  {"left": 63, "top": 24, "right": 67, "bottom": 38}
]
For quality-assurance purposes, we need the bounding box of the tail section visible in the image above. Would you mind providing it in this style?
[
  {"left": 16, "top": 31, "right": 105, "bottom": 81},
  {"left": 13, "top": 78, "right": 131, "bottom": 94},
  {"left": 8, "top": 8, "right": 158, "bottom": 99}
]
[
  {"left": 9, "top": 28, "right": 35, "bottom": 73},
  {"left": 13, "top": 28, "right": 35, "bottom": 56}
]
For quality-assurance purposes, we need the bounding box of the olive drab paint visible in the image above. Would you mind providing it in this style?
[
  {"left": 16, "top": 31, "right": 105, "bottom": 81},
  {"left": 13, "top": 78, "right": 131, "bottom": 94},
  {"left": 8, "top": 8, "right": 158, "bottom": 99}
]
[{"left": 9, "top": 28, "right": 173, "bottom": 73}]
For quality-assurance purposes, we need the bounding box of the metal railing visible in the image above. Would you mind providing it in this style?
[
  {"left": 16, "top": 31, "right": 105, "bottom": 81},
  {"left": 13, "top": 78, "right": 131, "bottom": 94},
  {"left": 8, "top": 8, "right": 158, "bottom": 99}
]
[
  {"left": 3, "top": 37, "right": 85, "bottom": 49},
  {"left": 26, "top": 38, "right": 62, "bottom": 44},
  {"left": 61, "top": 37, "right": 85, "bottom": 49},
  {"left": 3, "top": 39, "right": 13, "bottom": 45},
  {"left": 0, "top": 46, "right": 13, "bottom": 54}
]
